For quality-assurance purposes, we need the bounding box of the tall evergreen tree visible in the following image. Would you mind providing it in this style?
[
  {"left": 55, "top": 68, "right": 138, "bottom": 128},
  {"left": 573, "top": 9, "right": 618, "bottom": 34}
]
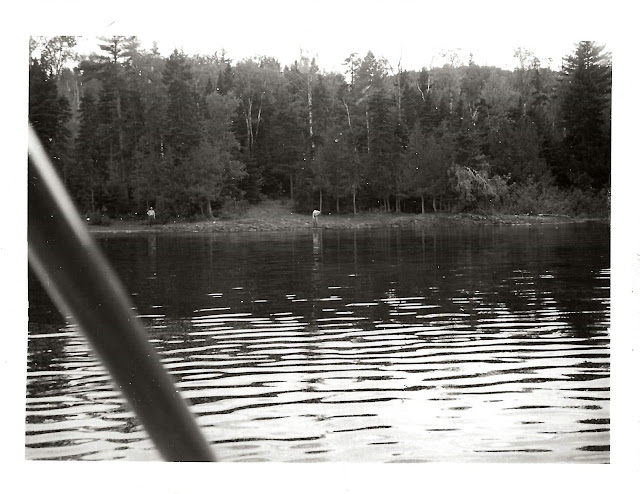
[
  {"left": 558, "top": 42, "right": 611, "bottom": 188},
  {"left": 97, "top": 36, "right": 140, "bottom": 182},
  {"left": 162, "top": 49, "right": 203, "bottom": 161},
  {"left": 29, "top": 58, "right": 62, "bottom": 150},
  {"left": 29, "top": 57, "right": 72, "bottom": 179},
  {"left": 313, "top": 128, "right": 359, "bottom": 213},
  {"left": 217, "top": 60, "right": 234, "bottom": 95},
  {"left": 487, "top": 116, "right": 548, "bottom": 183},
  {"left": 366, "top": 89, "right": 402, "bottom": 210},
  {"left": 128, "top": 49, "right": 168, "bottom": 211},
  {"left": 405, "top": 127, "right": 452, "bottom": 212},
  {"left": 73, "top": 94, "right": 104, "bottom": 213}
]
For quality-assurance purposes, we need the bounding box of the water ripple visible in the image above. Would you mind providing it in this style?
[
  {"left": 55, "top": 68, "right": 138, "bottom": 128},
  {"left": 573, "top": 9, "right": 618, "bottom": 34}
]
[{"left": 26, "top": 225, "right": 610, "bottom": 462}]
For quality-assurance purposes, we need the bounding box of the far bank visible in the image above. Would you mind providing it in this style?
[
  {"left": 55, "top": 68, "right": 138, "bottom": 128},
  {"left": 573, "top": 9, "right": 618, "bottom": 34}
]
[{"left": 88, "top": 200, "right": 606, "bottom": 234}]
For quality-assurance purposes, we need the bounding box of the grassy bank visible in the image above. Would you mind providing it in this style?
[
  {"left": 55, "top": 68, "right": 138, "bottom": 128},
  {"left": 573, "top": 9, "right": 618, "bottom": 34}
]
[{"left": 87, "top": 200, "right": 605, "bottom": 234}]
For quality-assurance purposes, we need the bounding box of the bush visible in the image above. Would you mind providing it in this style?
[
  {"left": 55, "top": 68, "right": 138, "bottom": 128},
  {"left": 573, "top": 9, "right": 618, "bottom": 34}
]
[
  {"left": 566, "top": 187, "right": 610, "bottom": 217},
  {"left": 151, "top": 212, "right": 169, "bottom": 225},
  {"left": 214, "top": 198, "right": 250, "bottom": 219},
  {"left": 502, "top": 178, "right": 570, "bottom": 215},
  {"left": 87, "top": 211, "right": 112, "bottom": 226},
  {"left": 501, "top": 177, "right": 610, "bottom": 217},
  {"left": 450, "top": 163, "right": 509, "bottom": 211}
]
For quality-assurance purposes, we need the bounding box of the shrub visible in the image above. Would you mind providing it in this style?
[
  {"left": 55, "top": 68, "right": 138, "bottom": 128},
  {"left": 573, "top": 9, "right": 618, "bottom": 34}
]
[
  {"left": 214, "top": 198, "right": 250, "bottom": 219},
  {"left": 87, "top": 211, "right": 112, "bottom": 226},
  {"left": 450, "top": 163, "right": 509, "bottom": 211},
  {"left": 152, "top": 212, "right": 169, "bottom": 225},
  {"left": 566, "top": 187, "right": 610, "bottom": 217},
  {"left": 501, "top": 177, "right": 610, "bottom": 217},
  {"left": 502, "top": 178, "right": 569, "bottom": 215}
]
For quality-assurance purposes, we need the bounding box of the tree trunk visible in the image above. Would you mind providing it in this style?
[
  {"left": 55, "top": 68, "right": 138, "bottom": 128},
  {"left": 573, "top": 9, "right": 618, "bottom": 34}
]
[
  {"left": 421, "top": 195, "right": 425, "bottom": 214},
  {"left": 307, "top": 69, "right": 314, "bottom": 154},
  {"left": 205, "top": 200, "right": 213, "bottom": 218},
  {"left": 352, "top": 187, "right": 357, "bottom": 214},
  {"left": 109, "top": 141, "right": 114, "bottom": 177},
  {"left": 116, "top": 91, "right": 124, "bottom": 180},
  {"left": 319, "top": 190, "right": 323, "bottom": 211},
  {"left": 342, "top": 99, "right": 352, "bottom": 129},
  {"left": 433, "top": 196, "right": 437, "bottom": 211},
  {"left": 417, "top": 82, "right": 426, "bottom": 102},
  {"left": 256, "top": 90, "right": 264, "bottom": 140},
  {"left": 74, "top": 76, "right": 80, "bottom": 110},
  {"left": 290, "top": 174, "right": 294, "bottom": 202},
  {"left": 245, "top": 111, "right": 253, "bottom": 156},
  {"left": 336, "top": 196, "right": 340, "bottom": 214},
  {"left": 244, "top": 97, "right": 254, "bottom": 158},
  {"left": 365, "top": 110, "right": 371, "bottom": 154},
  {"left": 395, "top": 58, "right": 403, "bottom": 123}
]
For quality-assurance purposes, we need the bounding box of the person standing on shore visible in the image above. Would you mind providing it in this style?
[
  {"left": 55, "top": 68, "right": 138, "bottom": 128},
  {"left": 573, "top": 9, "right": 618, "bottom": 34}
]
[
  {"left": 312, "top": 209, "right": 320, "bottom": 228},
  {"left": 147, "top": 207, "right": 156, "bottom": 225}
]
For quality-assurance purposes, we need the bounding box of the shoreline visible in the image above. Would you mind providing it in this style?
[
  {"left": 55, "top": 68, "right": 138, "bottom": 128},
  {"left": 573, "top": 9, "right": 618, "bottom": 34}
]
[{"left": 88, "top": 208, "right": 607, "bottom": 234}]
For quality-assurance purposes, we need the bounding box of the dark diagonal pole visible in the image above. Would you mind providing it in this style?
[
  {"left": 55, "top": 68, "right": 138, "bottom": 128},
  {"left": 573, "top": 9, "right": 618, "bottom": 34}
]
[{"left": 27, "top": 124, "right": 215, "bottom": 462}]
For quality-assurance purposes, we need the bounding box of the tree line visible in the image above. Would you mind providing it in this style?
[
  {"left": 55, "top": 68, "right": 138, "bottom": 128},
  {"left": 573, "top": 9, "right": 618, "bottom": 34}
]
[{"left": 28, "top": 37, "right": 611, "bottom": 220}]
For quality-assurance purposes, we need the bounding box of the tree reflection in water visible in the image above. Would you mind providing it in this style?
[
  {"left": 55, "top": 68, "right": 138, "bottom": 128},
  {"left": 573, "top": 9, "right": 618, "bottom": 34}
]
[{"left": 26, "top": 221, "right": 609, "bottom": 462}]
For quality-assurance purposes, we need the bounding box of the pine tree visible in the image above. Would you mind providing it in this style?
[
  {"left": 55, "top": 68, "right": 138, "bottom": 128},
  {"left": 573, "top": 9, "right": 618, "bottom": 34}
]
[
  {"left": 97, "top": 36, "right": 140, "bottom": 183},
  {"left": 29, "top": 58, "right": 62, "bottom": 151},
  {"left": 487, "top": 116, "right": 548, "bottom": 183},
  {"left": 313, "top": 129, "right": 358, "bottom": 213},
  {"left": 72, "top": 94, "right": 104, "bottom": 213},
  {"left": 163, "top": 49, "right": 202, "bottom": 162},
  {"left": 366, "top": 89, "right": 401, "bottom": 210},
  {"left": 217, "top": 58, "right": 234, "bottom": 95},
  {"left": 406, "top": 127, "right": 452, "bottom": 212},
  {"left": 558, "top": 42, "right": 611, "bottom": 188},
  {"left": 29, "top": 57, "right": 72, "bottom": 179},
  {"left": 129, "top": 49, "right": 168, "bottom": 212}
]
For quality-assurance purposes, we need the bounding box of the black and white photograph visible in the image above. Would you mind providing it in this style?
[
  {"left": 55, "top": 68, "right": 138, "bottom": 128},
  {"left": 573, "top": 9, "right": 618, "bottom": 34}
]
[{"left": 3, "top": 0, "right": 639, "bottom": 492}]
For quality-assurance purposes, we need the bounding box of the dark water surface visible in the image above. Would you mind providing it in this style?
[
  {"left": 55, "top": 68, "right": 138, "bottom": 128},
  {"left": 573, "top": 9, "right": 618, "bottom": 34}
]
[{"left": 26, "top": 222, "right": 610, "bottom": 462}]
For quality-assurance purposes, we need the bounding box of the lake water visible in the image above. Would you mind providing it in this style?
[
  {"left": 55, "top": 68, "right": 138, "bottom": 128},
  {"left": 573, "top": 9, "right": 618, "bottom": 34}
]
[{"left": 26, "top": 222, "right": 610, "bottom": 462}]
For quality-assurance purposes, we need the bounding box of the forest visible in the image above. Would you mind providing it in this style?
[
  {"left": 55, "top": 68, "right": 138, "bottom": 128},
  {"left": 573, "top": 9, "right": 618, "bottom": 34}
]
[{"left": 28, "top": 37, "right": 612, "bottom": 222}]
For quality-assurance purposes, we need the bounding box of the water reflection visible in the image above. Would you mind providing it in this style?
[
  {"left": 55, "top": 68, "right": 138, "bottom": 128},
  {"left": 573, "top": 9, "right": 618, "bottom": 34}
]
[
  {"left": 26, "top": 222, "right": 610, "bottom": 462},
  {"left": 147, "top": 233, "right": 157, "bottom": 280}
]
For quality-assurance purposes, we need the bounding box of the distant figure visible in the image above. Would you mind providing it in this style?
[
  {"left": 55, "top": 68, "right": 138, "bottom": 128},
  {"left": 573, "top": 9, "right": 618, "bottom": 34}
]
[
  {"left": 312, "top": 209, "right": 320, "bottom": 227},
  {"left": 147, "top": 207, "right": 156, "bottom": 225}
]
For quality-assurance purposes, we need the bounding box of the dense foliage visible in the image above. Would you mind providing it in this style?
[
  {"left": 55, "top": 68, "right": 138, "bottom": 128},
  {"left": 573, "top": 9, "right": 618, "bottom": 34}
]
[{"left": 29, "top": 37, "right": 611, "bottom": 219}]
